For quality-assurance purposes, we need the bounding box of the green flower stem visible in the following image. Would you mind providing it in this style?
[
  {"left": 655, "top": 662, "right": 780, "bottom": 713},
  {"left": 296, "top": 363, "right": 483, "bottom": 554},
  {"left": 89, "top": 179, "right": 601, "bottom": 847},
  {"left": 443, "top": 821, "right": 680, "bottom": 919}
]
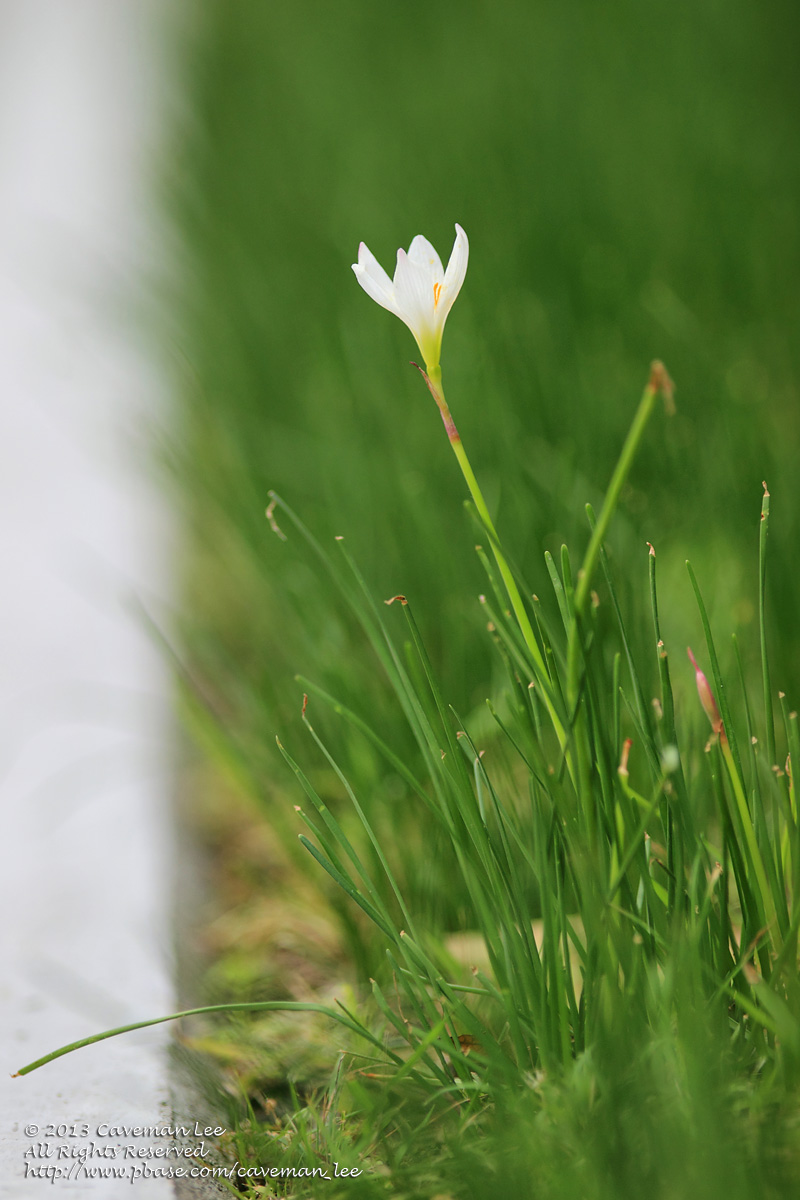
[
  {"left": 425, "top": 364, "right": 564, "bottom": 747},
  {"left": 567, "top": 365, "right": 666, "bottom": 688},
  {"left": 451, "top": 438, "right": 542, "bottom": 661},
  {"left": 564, "top": 365, "right": 667, "bottom": 837},
  {"left": 574, "top": 365, "right": 666, "bottom": 621}
]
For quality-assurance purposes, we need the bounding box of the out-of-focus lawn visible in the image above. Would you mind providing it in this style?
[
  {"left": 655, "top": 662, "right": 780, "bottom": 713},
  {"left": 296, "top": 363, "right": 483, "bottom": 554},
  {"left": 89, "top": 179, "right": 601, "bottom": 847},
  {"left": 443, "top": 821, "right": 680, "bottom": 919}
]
[{"left": 170, "top": 0, "right": 799, "bottom": 877}]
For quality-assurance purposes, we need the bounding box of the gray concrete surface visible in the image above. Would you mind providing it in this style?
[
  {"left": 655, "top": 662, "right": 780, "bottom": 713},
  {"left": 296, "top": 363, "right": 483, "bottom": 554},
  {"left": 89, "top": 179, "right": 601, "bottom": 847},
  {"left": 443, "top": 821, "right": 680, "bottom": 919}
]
[{"left": 0, "top": 3, "right": 184, "bottom": 1194}]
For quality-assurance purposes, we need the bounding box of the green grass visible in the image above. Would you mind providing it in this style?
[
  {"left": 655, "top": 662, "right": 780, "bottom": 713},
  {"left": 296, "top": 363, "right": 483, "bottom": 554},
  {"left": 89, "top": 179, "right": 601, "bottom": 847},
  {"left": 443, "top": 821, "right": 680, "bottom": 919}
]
[{"left": 21, "top": 2, "right": 800, "bottom": 1196}]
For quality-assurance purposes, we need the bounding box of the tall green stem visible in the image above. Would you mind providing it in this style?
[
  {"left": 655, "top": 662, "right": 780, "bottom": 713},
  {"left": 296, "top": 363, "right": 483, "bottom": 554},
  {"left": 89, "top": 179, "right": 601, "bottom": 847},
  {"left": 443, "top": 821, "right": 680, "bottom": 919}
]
[
  {"left": 574, "top": 364, "right": 668, "bottom": 621},
  {"left": 567, "top": 363, "right": 668, "bottom": 669},
  {"left": 564, "top": 364, "right": 669, "bottom": 830},
  {"left": 422, "top": 361, "right": 667, "bottom": 804},
  {"left": 424, "top": 363, "right": 565, "bottom": 748}
]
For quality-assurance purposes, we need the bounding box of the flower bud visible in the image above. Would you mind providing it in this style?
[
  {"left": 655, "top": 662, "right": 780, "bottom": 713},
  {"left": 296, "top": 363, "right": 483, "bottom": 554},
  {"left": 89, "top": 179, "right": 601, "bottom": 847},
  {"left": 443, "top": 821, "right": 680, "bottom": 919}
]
[{"left": 687, "top": 647, "right": 723, "bottom": 735}]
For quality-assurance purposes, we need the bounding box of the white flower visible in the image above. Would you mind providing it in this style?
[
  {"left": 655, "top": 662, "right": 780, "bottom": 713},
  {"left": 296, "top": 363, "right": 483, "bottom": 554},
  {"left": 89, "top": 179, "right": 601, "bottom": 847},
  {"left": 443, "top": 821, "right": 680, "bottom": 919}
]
[{"left": 352, "top": 224, "right": 469, "bottom": 370}]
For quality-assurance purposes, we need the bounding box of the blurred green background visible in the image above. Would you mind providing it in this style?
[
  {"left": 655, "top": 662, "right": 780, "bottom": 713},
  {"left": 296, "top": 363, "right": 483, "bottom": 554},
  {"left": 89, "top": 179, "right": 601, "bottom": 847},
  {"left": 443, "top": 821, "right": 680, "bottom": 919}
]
[{"left": 170, "top": 0, "right": 799, "bottom": 840}]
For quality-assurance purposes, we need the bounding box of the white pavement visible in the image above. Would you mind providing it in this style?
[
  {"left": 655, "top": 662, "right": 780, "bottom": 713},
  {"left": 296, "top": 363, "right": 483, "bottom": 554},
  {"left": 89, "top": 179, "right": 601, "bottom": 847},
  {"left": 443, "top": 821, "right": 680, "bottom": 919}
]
[{"left": 0, "top": 3, "right": 179, "bottom": 1195}]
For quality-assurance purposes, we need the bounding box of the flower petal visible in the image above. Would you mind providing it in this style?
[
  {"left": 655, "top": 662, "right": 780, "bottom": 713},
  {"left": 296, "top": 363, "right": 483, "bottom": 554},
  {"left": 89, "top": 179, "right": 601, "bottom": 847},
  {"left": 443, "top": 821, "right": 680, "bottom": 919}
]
[
  {"left": 352, "top": 242, "right": 399, "bottom": 315},
  {"left": 393, "top": 247, "right": 437, "bottom": 334},
  {"left": 407, "top": 235, "right": 444, "bottom": 283},
  {"left": 441, "top": 224, "right": 469, "bottom": 314}
]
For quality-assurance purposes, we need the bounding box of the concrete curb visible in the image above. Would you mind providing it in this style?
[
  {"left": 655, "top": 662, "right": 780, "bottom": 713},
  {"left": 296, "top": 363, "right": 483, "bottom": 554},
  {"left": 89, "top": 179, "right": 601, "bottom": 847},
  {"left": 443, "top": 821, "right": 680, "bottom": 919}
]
[{"left": 0, "top": 3, "right": 195, "bottom": 1194}]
